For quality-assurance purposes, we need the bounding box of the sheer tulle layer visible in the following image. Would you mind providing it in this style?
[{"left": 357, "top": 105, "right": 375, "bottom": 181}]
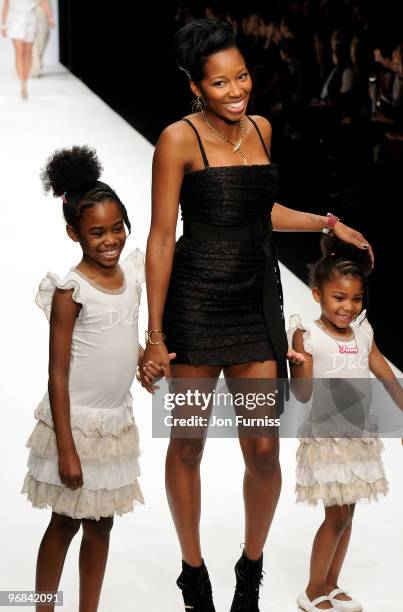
[
  {"left": 296, "top": 437, "right": 388, "bottom": 506},
  {"left": 26, "top": 452, "right": 141, "bottom": 490},
  {"left": 22, "top": 474, "right": 144, "bottom": 520},
  {"left": 34, "top": 400, "right": 135, "bottom": 437},
  {"left": 297, "top": 437, "right": 384, "bottom": 465},
  {"left": 296, "top": 478, "right": 389, "bottom": 507},
  {"left": 26, "top": 420, "right": 140, "bottom": 462}
]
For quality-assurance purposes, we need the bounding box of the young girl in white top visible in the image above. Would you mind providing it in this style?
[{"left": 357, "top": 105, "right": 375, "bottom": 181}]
[
  {"left": 288, "top": 235, "right": 401, "bottom": 612},
  {"left": 21, "top": 146, "right": 173, "bottom": 611}
]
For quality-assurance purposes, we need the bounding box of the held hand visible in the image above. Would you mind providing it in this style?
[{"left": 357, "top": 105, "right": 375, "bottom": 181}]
[
  {"left": 58, "top": 448, "right": 83, "bottom": 490},
  {"left": 141, "top": 343, "right": 176, "bottom": 393},
  {"left": 287, "top": 347, "right": 306, "bottom": 366},
  {"left": 141, "top": 353, "right": 176, "bottom": 393},
  {"left": 332, "top": 221, "right": 374, "bottom": 267}
]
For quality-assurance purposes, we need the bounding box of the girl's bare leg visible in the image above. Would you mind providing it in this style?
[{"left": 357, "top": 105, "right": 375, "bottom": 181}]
[
  {"left": 35, "top": 512, "right": 82, "bottom": 612},
  {"left": 306, "top": 505, "right": 353, "bottom": 610},
  {"left": 325, "top": 505, "right": 356, "bottom": 601},
  {"left": 79, "top": 517, "right": 114, "bottom": 612}
]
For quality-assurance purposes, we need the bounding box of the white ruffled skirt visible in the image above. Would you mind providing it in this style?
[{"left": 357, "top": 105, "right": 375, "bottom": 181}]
[
  {"left": 296, "top": 437, "right": 389, "bottom": 506},
  {"left": 21, "top": 398, "right": 144, "bottom": 520}
]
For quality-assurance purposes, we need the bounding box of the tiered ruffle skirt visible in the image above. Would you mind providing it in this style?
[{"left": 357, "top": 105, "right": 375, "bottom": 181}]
[
  {"left": 296, "top": 437, "right": 389, "bottom": 506},
  {"left": 21, "top": 398, "right": 144, "bottom": 520}
]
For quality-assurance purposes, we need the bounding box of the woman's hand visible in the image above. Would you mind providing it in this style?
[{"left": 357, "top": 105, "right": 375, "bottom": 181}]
[
  {"left": 58, "top": 448, "right": 83, "bottom": 490},
  {"left": 332, "top": 222, "right": 374, "bottom": 267},
  {"left": 287, "top": 347, "right": 306, "bottom": 366}
]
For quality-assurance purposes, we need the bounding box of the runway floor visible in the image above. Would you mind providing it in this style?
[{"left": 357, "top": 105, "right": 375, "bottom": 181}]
[{"left": 0, "top": 37, "right": 401, "bottom": 611}]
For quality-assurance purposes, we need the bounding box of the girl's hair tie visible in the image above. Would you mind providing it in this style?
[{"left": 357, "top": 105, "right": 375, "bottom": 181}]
[{"left": 62, "top": 192, "right": 67, "bottom": 204}]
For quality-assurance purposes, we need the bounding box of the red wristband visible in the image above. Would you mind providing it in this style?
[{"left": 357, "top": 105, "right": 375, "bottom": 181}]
[{"left": 322, "top": 212, "right": 339, "bottom": 234}]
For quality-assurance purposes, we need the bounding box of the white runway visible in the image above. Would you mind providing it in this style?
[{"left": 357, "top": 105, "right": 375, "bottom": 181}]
[{"left": 0, "top": 34, "right": 402, "bottom": 612}]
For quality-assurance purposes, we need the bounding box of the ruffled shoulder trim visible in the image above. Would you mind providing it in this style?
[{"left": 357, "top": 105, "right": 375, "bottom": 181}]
[
  {"left": 352, "top": 310, "right": 374, "bottom": 347},
  {"left": 287, "top": 314, "right": 313, "bottom": 355},
  {"left": 35, "top": 272, "right": 84, "bottom": 322},
  {"left": 124, "top": 248, "right": 145, "bottom": 286}
]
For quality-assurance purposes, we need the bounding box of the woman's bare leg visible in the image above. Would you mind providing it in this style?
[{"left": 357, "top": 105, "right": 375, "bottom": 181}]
[
  {"left": 224, "top": 360, "right": 281, "bottom": 560},
  {"left": 166, "top": 364, "right": 221, "bottom": 566},
  {"left": 12, "top": 39, "right": 25, "bottom": 81},
  {"left": 12, "top": 39, "right": 32, "bottom": 97},
  {"left": 22, "top": 42, "right": 33, "bottom": 81},
  {"left": 35, "top": 512, "right": 82, "bottom": 612}
]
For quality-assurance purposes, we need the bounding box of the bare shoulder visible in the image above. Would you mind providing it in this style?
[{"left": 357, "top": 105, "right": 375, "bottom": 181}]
[
  {"left": 157, "top": 118, "right": 197, "bottom": 147},
  {"left": 248, "top": 115, "right": 272, "bottom": 142},
  {"left": 155, "top": 119, "right": 198, "bottom": 168}
]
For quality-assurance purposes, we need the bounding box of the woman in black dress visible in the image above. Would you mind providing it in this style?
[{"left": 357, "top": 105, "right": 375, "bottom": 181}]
[{"left": 141, "top": 19, "right": 373, "bottom": 612}]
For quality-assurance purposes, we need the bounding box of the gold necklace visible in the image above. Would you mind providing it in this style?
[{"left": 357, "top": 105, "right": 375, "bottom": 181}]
[{"left": 202, "top": 109, "right": 247, "bottom": 165}]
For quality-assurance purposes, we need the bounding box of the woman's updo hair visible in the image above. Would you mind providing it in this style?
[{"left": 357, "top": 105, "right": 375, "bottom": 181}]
[
  {"left": 40, "top": 145, "right": 131, "bottom": 233},
  {"left": 173, "top": 18, "right": 237, "bottom": 83},
  {"left": 309, "top": 235, "right": 372, "bottom": 301}
]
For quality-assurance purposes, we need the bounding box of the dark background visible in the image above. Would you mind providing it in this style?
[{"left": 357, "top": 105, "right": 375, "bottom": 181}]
[{"left": 58, "top": 0, "right": 402, "bottom": 369}]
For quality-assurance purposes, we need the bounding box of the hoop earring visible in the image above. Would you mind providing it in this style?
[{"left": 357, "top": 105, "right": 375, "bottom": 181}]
[{"left": 191, "top": 96, "right": 204, "bottom": 114}]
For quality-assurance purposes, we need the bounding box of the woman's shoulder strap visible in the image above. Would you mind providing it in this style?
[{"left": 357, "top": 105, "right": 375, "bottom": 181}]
[
  {"left": 182, "top": 118, "right": 209, "bottom": 168},
  {"left": 247, "top": 115, "right": 271, "bottom": 162}
]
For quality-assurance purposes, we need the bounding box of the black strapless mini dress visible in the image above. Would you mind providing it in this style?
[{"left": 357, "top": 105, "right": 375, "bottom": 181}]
[{"left": 163, "top": 117, "right": 288, "bottom": 378}]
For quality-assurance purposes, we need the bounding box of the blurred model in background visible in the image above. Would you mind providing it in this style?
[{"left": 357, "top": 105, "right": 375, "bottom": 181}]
[
  {"left": 1, "top": 0, "right": 54, "bottom": 98},
  {"left": 30, "top": 0, "right": 52, "bottom": 78}
]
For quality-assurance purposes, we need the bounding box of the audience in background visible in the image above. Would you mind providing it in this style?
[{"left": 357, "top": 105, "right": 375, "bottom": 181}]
[{"left": 173, "top": 0, "right": 402, "bottom": 193}]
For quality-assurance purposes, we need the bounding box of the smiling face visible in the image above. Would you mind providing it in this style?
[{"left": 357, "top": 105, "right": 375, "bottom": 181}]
[
  {"left": 190, "top": 46, "right": 252, "bottom": 121},
  {"left": 67, "top": 199, "right": 126, "bottom": 268},
  {"left": 313, "top": 273, "right": 365, "bottom": 333}
]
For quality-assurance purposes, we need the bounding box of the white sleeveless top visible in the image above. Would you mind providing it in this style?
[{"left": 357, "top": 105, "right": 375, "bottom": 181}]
[
  {"left": 288, "top": 312, "right": 376, "bottom": 439},
  {"left": 34, "top": 249, "right": 144, "bottom": 436},
  {"left": 288, "top": 313, "right": 374, "bottom": 378}
]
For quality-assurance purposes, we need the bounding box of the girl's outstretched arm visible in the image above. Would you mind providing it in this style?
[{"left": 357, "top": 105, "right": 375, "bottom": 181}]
[
  {"left": 48, "top": 288, "right": 83, "bottom": 489},
  {"left": 369, "top": 341, "right": 403, "bottom": 410},
  {"left": 289, "top": 328, "right": 313, "bottom": 403}
]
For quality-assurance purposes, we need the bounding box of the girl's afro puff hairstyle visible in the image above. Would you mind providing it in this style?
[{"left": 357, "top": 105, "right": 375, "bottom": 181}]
[{"left": 40, "top": 145, "right": 131, "bottom": 233}]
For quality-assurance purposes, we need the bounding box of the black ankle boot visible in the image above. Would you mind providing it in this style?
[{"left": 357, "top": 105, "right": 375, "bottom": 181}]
[
  {"left": 176, "top": 560, "right": 216, "bottom": 611},
  {"left": 230, "top": 551, "right": 264, "bottom": 612}
]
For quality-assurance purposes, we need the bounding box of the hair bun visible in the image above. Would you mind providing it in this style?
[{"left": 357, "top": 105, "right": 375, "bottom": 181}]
[
  {"left": 320, "top": 234, "right": 372, "bottom": 277},
  {"left": 173, "top": 18, "right": 236, "bottom": 83},
  {"left": 41, "top": 145, "right": 103, "bottom": 198}
]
